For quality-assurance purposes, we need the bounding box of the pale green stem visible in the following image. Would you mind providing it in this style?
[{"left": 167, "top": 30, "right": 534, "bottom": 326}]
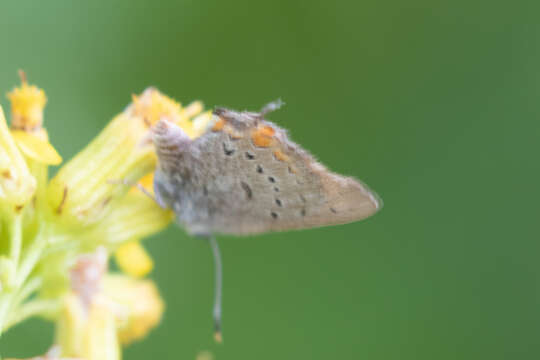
[
  {"left": 0, "top": 277, "right": 42, "bottom": 335},
  {"left": 15, "top": 226, "right": 47, "bottom": 287},
  {"left": 9, "top": 214, "right": 22, "bottom": 271},
  {"left": 11, "top": 276, "right": 42, "bottom": 309},
  {"left": 4, "top": 299, "right": 59, "bottom": 331},
  {"left": 41, "top": 232, "right": 86, "bottom": 256},
  {"left": 0, "top": 213, "right": 23, "bottom": 335},
  {"left": 0, "top": 293, "right": 13, "bottom": 335}
]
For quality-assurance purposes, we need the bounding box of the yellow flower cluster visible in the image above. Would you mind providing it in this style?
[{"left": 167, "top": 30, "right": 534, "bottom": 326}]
[{"left": 0, "top": 73, "right": 213, "bottom": 359}]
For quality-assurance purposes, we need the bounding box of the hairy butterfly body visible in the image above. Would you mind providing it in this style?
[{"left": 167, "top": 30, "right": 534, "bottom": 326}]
[{"left": 152, "top": 106, "right": 381, "bottom": 236}]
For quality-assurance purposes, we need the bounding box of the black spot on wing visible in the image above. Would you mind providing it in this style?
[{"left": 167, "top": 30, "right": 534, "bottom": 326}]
[
  {"left": 240, "top": 181, "right": 253, "bottom": 199},
  {"left": 223, "top": 142, "right": 235, "bottom": 156}
]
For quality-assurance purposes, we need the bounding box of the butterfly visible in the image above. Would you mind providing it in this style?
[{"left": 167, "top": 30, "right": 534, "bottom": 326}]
[{"left": 150, "top": 101, "right": 382, "bottom": 341}]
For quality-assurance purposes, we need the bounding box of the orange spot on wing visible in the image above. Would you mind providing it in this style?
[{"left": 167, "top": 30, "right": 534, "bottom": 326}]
[
  {"left": 273, "top": 149, "right": 290, "bottom": 162},
  {"left": 260, "top": 125, "right": 275, "bottom": 136},
  {"left": 251, "top": 125, "right": 275, "bottom": 147},
  {"left": 212, "top": 118, "right": 225, "bottom": 131},
  {"left": 225, "top": 127, "right": 244, "bottom": 139}
]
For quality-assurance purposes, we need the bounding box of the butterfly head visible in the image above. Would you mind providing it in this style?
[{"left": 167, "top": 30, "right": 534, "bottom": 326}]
[{"left": 152, "top": 118, "right": 192, "bottom": 169}]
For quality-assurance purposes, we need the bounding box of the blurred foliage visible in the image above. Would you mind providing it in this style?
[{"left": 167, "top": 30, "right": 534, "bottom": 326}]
[{"left": 0, "top": 0, "right": 538, "bottom": 359}]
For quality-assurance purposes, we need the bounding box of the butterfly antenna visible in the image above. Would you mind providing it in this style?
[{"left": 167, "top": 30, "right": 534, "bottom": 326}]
[
  {"left": 259, "top": 99, "right": 285, "bottom": 117},
  {"left": 208, "top": 236, "right": 223, "bottom": 343},
  {"left": 107, "top": 179, "right": 159, "bottom": 204}
]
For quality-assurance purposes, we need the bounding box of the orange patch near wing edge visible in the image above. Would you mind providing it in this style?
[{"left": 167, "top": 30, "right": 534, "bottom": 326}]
[
  {"left": 251, "top": 125, "right": 275, "bottom": 147},
  {"left": 212, "top": 118, "right": 225, "bottom": 131}
]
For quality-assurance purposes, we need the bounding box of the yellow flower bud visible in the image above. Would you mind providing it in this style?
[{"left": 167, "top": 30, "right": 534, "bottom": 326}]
[
  {"left": 7, "top": 72, "right": 47, "bottom": 131},
  {"left": 56, "top": 293, "right": 120, "bottom": 360},
  {"left": 131, "top": 89, "right": 209, "bottom": 138},
  {"left": 0, "top": 106, "right": 36, "bottom": 206},
  {"left": 114, "top": 241, "right": 154, "bottom": 278},
  {"left": 102, "top": 275, "right": 164, "bottom": 345},
  {"left": 6, "top": 74, "right": 62, "bottom": 210},
  {"left": 56, "top": 248, "right": 120, "bottom": 360},
  {"left": 55, "top": 293, "right": 87, "bottom": 355},
  {"left": 83, "top": 297, "right": 121, "bottom": 360}
]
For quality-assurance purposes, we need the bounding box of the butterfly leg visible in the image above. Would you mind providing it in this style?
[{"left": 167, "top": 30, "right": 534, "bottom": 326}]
[
  {"left": 195, "top": 233, "right": 224, "bottom": 342},
  {"left": 200, "top": 235, "right": 224, "bottom": 343},
  {"left": 107, "top": 178, "right": 167, "bottom": 209}
]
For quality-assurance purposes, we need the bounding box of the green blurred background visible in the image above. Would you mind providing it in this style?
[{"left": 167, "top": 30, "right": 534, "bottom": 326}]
[{"left": 0, "top": 0, "right": 538, "bottom": 359}]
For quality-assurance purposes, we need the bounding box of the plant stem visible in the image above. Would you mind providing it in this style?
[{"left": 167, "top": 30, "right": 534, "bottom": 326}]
[
  {"left": 15, "top": 226, "right": 46, "bottom": 287},
  {"left": 11, "top": 276, "right": 42, "bottom": 310},
  {"left": 4, "top": 299, "right": 59, "bottom": 331},
  {"left": 9, "top": 214, "right": 22, "bottom": 271},
  {"left": 0, "top": 293, "right": 13, "bottom": 336}
]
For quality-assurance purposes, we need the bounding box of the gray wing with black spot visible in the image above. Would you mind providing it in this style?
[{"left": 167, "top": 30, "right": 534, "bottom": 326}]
[{"left": 166, "top": 114, "right": 381, "bottom": 236}]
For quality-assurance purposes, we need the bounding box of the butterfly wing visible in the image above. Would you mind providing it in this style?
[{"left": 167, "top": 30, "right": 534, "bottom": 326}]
[{"left": 154, "top": 110, "right": 382, "bottom": 236}]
